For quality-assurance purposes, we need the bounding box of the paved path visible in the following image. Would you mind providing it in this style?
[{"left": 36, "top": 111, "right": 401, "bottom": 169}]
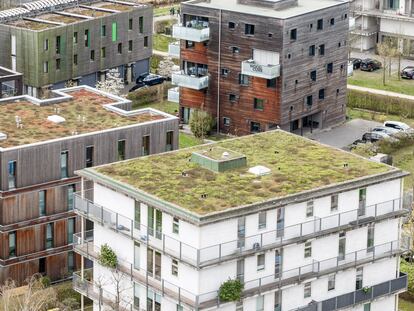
[{"left": 348, "top": 84, "right": 414, "bottom": 101}]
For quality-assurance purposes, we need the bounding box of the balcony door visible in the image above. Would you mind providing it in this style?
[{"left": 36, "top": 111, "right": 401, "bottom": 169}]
[
  {"left": 276, "top": 207, "right": 285, "bottom": 238},
  {"left": 275, "top": 249, "right": 283, "bottom": 278},
  {"left": 147, "top": 248, "right": 161, "bottom": 280}
]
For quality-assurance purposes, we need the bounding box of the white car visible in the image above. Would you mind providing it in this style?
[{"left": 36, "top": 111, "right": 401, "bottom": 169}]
[
  {"left": 372, "top": 126, "right": 400, "bottom": 136},
  {"left": 383, "top": 121, "right": 413, "bottom": 133}
]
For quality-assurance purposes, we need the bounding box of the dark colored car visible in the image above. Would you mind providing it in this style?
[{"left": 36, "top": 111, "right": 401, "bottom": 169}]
[
  {"left": 350, "top": 58, "right": 362, "bottom": 69},
  {"left": 136, "top": 73, "right": 149, "bottom": 84},
  {"left": 360, "top": 59, "right": 382, "bottom": 71},
  {"left": 143, "top": 74, "right": 165, "bottom": 86},
  {"left": 401, "top": 66, "right": 414, "bottom": 79}
]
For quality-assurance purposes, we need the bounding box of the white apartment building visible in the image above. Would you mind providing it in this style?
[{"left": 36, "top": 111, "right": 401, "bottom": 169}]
[
  {"left": 72, "top": 130, "right": 409, "bottom": 311},
  {"left": 350, "top": 0, "right": 414, "bottom": 57}
]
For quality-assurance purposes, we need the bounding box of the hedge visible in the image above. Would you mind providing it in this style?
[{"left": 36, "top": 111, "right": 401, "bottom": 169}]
[{"left": 400, "top": 259, "right": 414, "bottom": 301}]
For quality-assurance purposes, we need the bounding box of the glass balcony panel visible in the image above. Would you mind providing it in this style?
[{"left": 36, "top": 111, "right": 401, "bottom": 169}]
[
  {"left": 172, "top": 72, "right": 209, "bottom": 90},
  {"left": 172, "top": 24, "right": 210, "bottom": 42}
]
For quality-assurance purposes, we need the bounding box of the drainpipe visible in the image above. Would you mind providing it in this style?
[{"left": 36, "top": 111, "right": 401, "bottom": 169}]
[{"left": 216, "top": 9, "right": 222, "bottom": 135}]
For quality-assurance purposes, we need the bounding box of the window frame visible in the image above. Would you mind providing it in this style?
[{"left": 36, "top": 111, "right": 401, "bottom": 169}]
[
  {"left": 304, "top": 241, "right": 312, "bottom": 258},
  {"left": 258, "top": 211, "right": 266, "bottom": 229},
  {"left": 245, "top": 23, "right": 255, "bottom": 35},
  {"left": 257, "top": 253, "right": 265, "bottom": 271}
]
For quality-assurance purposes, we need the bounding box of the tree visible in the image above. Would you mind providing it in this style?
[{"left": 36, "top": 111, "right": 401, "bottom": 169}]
[
  {"left": 95, "top": 69, "right": 124, "bottom": 95},
  {"left": 377, "top": 38, "right": 395, "bottom": 86},
  {"left": 189, "top": 109, "right": 214, "bottom": 139},
  {"left": 157, "top": 57, "right": 177, "bottom": 78}
]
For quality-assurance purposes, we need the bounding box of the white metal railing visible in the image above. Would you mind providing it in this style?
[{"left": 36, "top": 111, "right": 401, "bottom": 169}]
[
  {"left": 168, "top": 42, "right": 180, "bottom": 58},
  {"left": 171, "top": 72, "right": 209, "bottom": 90},
  {"left": 241, "top": 60, "right": 281, "bottom": 79},
  {"left": 172, "top": 24, "right": 210, "bottom": 42},
  {"left": 167, "top": 87, "right": 179, "bottom": 103}
]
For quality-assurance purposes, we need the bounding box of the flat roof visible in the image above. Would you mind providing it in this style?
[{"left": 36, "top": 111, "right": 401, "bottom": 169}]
[
  {"left": 0, "top": 86, "right": 172, "bottom": 149},
  {"left": 91, "top": 131, "right": 395, "bottom": 216},
  {"left": 184, "top": 0, "right": 346, "bottom": 19}
]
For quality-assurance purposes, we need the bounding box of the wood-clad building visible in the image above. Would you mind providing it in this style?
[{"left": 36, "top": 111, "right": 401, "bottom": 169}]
[
  {"left": 172, "top": 0, "right": 349, "bottom": 135},
  {"left": 0, "top": 85, "right": 178, "bottom": 285}
]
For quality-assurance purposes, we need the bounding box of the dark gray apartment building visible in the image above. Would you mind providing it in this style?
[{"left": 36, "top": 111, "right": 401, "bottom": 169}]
[{"left": 0, "top": 0, "right": 153, "bottom": 97}]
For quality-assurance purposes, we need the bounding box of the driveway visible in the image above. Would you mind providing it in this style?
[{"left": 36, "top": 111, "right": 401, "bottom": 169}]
[{"left": 308, "top": 119, "right": 381, "bottom": 149}]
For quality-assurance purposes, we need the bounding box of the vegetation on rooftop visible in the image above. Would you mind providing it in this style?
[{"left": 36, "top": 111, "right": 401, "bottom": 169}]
[
  {"left": 66, "top": 7, "right": 110, "bottom": 17},
  {"left": 99, "top": 3, "right": 134, "bottom": 11},
  {"left": 8, "top": 19, "right": 55, "bottom": 30},
  {"left": 96, "top": 131, "right": 390, "bottom": 215},
  {"left": 39, "top": 13, "right": 82, "bottom": 24}
]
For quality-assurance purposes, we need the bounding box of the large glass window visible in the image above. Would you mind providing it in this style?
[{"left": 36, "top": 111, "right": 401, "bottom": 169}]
[
  {"left": 134, "top": 200, "right": 141, "bottom": 229},
  {"left": 118, "top": 140, "right": 126, "bottom": 161},
  {"left": 9, "top": 231, "right": 16, "bottom": 257},
  {"left": 304, "top": 241, "right": 312, "bottom": 258},
  {"left": 148, "top": 206, "right": 162, "bottom": 239},
  {"left": 46, "top": 223, "right": 54, "bottom": 249},
  {"left": 306, "top": 201, "right": 314, "bottom": 217},
  {"left": 358, "top": 188, "right": 367, "bottom": 216},
  {"left": 256, "top": 295, "right": 264, "bottom": 311},
  {"left": 39, "top": 190, "right": 46, "bottom": 216},
  {"left": 60, "top": 151, "right": 68, "bottom": 178},
  {"left": 134, "top": 283, "right": 140, "bottom": 309},
  {"left": 331, "top": 194, "right": 338, "bottom": 212},
  {"left": 304, "top": 282, "right": 312, "bottom": 298},
  {"left": 257, "top": 253, "right": 265, "bottom": 271},
  {"left": 258, "top": 211, "right": 266, "bottom": 229},
  {"left": 84, "top": 29, "right": 89, "bottom": 47},
  {"left": 86, "top": 145, "right": 94, "bottom": 168},
  {"left": 142, "top": 135, "right": 150, "bottom": 156},
  {"left": 367, "top": 224, "right": 375, "bottom": 252},
  {"left": 68, "top": 251, "right": 74, "bottom": 273},
  {"left": 8, "top": 160, "right": 16, "bottom": 189},
  {"left": 134, "top": 241, "right": 140, "bottom": 270},
  {"left": 356, "top": 267, "right": 363, "bottom": 290},
  {"left": 67, "top": 217, "right": 75, "bottom": 244},
  {"left": 147, "top": 248, "right": 161, "bottom": 280},
  {"left": 338, "top": 232, "right": 346, "bottom": 260},
  {"left": 139, "top": 16, "right": 144, "bottom": 33},
  {"left": 67, "top": 184, "right": 75, "bottom": 210}
]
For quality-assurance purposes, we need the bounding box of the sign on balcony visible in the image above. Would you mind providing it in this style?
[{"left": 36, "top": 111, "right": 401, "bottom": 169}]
[{"left": 241, "top": 60, "right": 281, "bottom": 79}]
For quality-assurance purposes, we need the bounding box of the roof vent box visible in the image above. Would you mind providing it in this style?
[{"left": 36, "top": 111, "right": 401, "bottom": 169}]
[
  {"left": 47, "top": 115, "right": 66, "bottom": 124},
  {"left": 248, "top": 165, "right": 271, "bottom": 176},
  {"left": 191, "top": 146, "right": 247, "bottom": 172},
  {"left": 0, "top": 132, "right": 7, "bottom": 141}
]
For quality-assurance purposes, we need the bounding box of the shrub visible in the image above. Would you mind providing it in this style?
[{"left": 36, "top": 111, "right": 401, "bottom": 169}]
[
  {"left": 40, "top": 276, "right": 51, "bottom": 288},
  {"left": 189, "top": 110, "right": 214, "bottom": 139},
  {"left": 218, "top": 279, "right": 244, "bottom": 302},
  {"left": 154, "top": 19, "right": 175, "bottom": 34},
  {"left": 98, "top": 244, "right": 118, "bottom": 269},
  {"left": 400, "top": 259, "right": 414, "bottom": 299}
]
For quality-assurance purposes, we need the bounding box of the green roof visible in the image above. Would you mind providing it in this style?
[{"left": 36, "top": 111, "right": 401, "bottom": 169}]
[{"left": 94, "top": 131, "right": 393, "bottom": 215}]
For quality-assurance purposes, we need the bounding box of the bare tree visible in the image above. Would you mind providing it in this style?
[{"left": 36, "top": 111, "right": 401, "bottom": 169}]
[
  {"left": 377, "top": 38, "right": 395, "bottom": 86},
  {"left": 95, "top": 69, "right": 124, "bottom": 95},
  {"left": 157, "top": 57, "right": 177, "bottom": 78}
]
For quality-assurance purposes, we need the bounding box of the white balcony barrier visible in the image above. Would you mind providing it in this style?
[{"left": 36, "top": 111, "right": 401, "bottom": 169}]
[
  {"left": 241, "top": 60, "right": 281, "bottom": 79},
  {"left": 168, "top": 87, "right": 179, "bottom": 103},
  {"left": 172, "top": 24, "right": 210, "bottom": 42},
  {"left": 171, "top": 72, "right": 209, "bottom": 90},
  {"left": 168, "top": 42, "right": 180, "bottom": 58}
]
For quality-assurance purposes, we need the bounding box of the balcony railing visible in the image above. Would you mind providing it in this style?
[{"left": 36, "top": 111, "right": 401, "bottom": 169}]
[
  {"left": 74, "top": 193, "right": 406, "bottom": 268},
  {"left": 73, "top": 232, "right": 198, "bottom": 309},
  {"left": 171, "top": 72, "right": 209, "bottom": 90},
  {"left": 241, "top": 60, "right": 281, "bottom": 79},
  {"left": 293, "top": 272, "right": 408, "bottom": 311},
  {"left": 172, "top": 24, "right": 210, "bottom": 42},
  {"left": 168, "top": 42, "right": 180, "bottom": 58},
  {"left": 168, "top": 87, "right": 180, "bottom": 103}
]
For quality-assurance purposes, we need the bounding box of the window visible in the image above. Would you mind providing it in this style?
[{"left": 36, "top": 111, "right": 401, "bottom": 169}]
[
  {"left": 46, "top": 223, "right": 54, "bottom": 249},
  {"left": 84, "top": 29, "right": 89, "bottom": 47},
  {"left": 258, "top": 211, "right": 266, "bottom": 229},
  {"left": 142, "top": 135, "right": 150, "bottom": 156},
  {"left": 257, "top": 253, "right": 265, "bottom": 271},
  {"left": 229, "top": 22, "right": 235, "bottom": 29},
  {"left": 118, "top": 43, "right": 122, "bottom": 54},
  {"left": 237, "top": 217, "right": 246, "bottom": 248},
  {"left": 177, "top": 305, "right": 184, "bottom": 311},
  {"left": 232, "top": 46, "right": 240, "bottom": 54},
  {"left": 39, "top": 257, "right": 46, "bottom": 274},
  {"left": 256, "top": 295, "right": 264, "bottom": 311},
  {"left": 331, "top": 194, "right": 338, "bottom": 211},
  {"left": 44, "top": 39, "right": 49, "bottom": 51},
  {"left": 144, "top": 36, "right": 149, "bottom": 47},
  {"left": 8, "top": 160, "right": 17, "bottom": 189},
  {"left": 60, "top": 151, "right": 68, "bottom": 178},
  {"left": 328, "top": 274, "right": 335, "bottom": 291},
  {"left": 147, "top": 248, "right": 162, "bottom": 279},
  {"left": 306, "top": 201, "right": 314, "bottom": 217},
  {"left": 148, "top": 206, "right": 162, "bottom": 239},
  {"left": 254, "top": 98, "right": 264, "bottom": 111},
  {"left": 250, "top": 121, "right": 261, "bottom": 133},
  {"left": 39, "top": 190, "right": 46, "bottom": 216},
  {"left": 304, "top": 282, "right": 312, "bottom": 298},
  {"left": 363, "top": 303, "right": 371, "bottom": 311},
  {"left": 338, "top": 42, "right": 341, "bottom": 48},
  {"left": 166, "top": 131, "right": 173, "bottom": 152},
  {"left": 310, "top": 70, "right": 317, "bottom": 81},
  {"left": 56, "top": 36, "right": 61, "bottom": 54},
  {"left": 356, "top": 267, "right": 363, "bottom": 290},
  {"left": 319, "top": 44, "right": 325, "bottom": 56},
  {"left": 221, "top": 68, "right": 229, "bottom": 76},
  {"left": 128, "top": 40, "right": 133, "bottom": 52},
  {"left": 172, "top": 217, "right": 179, "bottom": 234},
  {"left": 309, "top": 23, "right": 313, "bottom": 30},
  {"left": 237, "top": 259, "right": 244, "bottom": 283},
  {"left": 358, "top": 188, "right": 367, "bottom": 216},
  {"left": 185, "top": 40, "right": 194, "bottom": 48},
  {"left": 290, "top": 28, "right": 297, "bottom": 40},
  {"left": 67, "top": 217, "right": 75, "bottom": 244},
  {"left": 101, "top": 25, "right": 106, "bottom": 36},
  {"left": 367, "top": 224, "right": 374, "bottom": 251},
  {"left": 101, "top": 47, "right": 106, "bottom": 58},
  {"left": 330, "top": 18, "right": 335, "bottom": 25},
  {"left": 134, "top": 201, "right": 141, "bottom": 229},
  {"left": 43, "top": 61, "right": 49, "bottom": 73},
  {"left": 245, "top": 23, "right": 255, "bottom": 35},
  {"left": 56, "top": 58, "right": 61, "bottom": 70},
  {"left": 118, "top": 140, "right": 126, "bottom": 161},
  {"left": 319, "top": 88, "right": 325, "bottom": 100},
  {"left": 309, "top": 45, "right": 315, "bottom": 56},
  {"left": 139, "top": 16, "right": 144, "bottom": 33},
  {"left": 171, "top": 259, "right": 178, "bottom": 276},
  {"left": 9, "top": 231, "right": 16, "bottom": 257},
  {"left": 85, "top": 145, "right": 94, "bottom": 168},
  {"left": 68, "top": 251, "right": 74, "bottom": 273},
  {"left": 73, "top": 32, "right": 78, "bottom": 44},
  {"left": 304, "top": 241, "right": 312, "bottom": 258},
  {"left": 134, "top": 241, "right": 140, "bottom": 269},
  {"left": 67, "top": 184, "right": 75, "bottom": 210},
  {"left": 134, "top": 283, "right": 140, "bottom": 309},
  {"left": 112, "top": 22, "right": 118, "bottom": 41},
  {"left": 229, "top": 94, "right": 237, "bottom": 101},
  {"left": 129, "top": 18, "right": 133, "bottom": 30},
  {"left": 267, "top": 78, "right": 277, "bottom": 88},
  {"left": 344, "top": 13, "right": 348, "bottom": 19},
  {"left": 90, "top": 50, "right": 95, "bottom": 61},
  {"left": 327, "top": 62, "right": 333, "bottom": 73},
  {"left": 238, "top": 73, "right": 249, "bottom": 85},
  {"left": 306, "top": 95, "right": 313, "bottom": 107},
  {"left": 146, "top": 289, "right": 161, "bottom": 310},
  {"left": 74, "top": 54, "right": 78, "bottom": 66},
  {"left": 338, "top": 232, "right": 346, "bottom": 260},
  {"left": 223, "top": 117, "right": 231, "bottom": 126},
  {"left": 317, "top": 19, "right": 323, "bottom": 30},
  {"left": 274, "top": 291, "right": 281, "bottom": 311}
]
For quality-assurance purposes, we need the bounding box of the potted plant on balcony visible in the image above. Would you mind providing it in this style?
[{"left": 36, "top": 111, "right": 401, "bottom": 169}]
[
  {"left": 218, "top": 279, "right": 244, "bottom": 302},
  {"left": 362, "top": 286, "right": 371, "bottom": 294},
  {"left": 98, "top": 244, "right": 118, "bottom": 269}
]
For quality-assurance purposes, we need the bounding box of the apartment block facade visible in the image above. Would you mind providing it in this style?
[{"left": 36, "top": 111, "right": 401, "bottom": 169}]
[
  {"left": 350, "top": 0, "right": 414, "bottom": 57},
  {"left": 0, "top": 85, "right": 178, "bottom": 285},
  {"left": 169, "top": 0, "right": 349, "bottom": 135},
  {"left": 0, "top": 0, "right": 153, "bottom": 97},
  {"left": 73, "top": 131, "right": 408, "bottom": 311}
]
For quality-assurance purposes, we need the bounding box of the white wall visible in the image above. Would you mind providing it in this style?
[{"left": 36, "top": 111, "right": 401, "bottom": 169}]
[{"left": 380, "top": 18, "right": 414, "bottom": 38}]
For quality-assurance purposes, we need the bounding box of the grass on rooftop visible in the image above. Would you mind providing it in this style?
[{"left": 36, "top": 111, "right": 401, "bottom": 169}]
[
  {"left": 66, "top": 7, "right": 110, "bottom": 17},
  {"left": 8, "top": 19, "right": 55, "bottom": 30},
  {"left": 38, "top": 13, "right": 82, "bottom": 24},
  {"left": 99, "top": 3, "right": 134, "bottom": 11},
  {"left": 153, "top": 34, "right": 175, "bottom": 52},
  {"left": 96, "top": 131, "right": 390, "bottom": 215}
]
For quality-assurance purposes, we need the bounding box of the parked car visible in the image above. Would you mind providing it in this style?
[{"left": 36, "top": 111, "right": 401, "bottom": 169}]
[
  {"left": 361, "top": 131, "right": 395, "bottom": 143},
  {"left": 350, "top": 58, "right": 362, "bottom": 69},
  {"left": 383, "top": 121, "right": 413, "bottom": 133},
  {"left": 372, "top": 126, "right": 400, "bottom": 136},
  {"left": 128, "top": 82, "right": 145, "bottom": 92},
  {"left": 360, "top": 59, "right": 382, "bottom": 71},
  {"left": 136, "top": 73, "right": 149, "bottom": 84},
  {"left": 401, "top": 66, "right": 414, "bottom": 79},
  {"left": 143, "top": 74, "right": 165, "bottom": 86}
]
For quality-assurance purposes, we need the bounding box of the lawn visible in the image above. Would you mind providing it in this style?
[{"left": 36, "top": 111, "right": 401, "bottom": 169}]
[
  {"left": 153, "top": 34, "right": 175, "bottom": 52},
  {"left": 154, "top": 5, "right": 179, "bottom": 17},
  {"left": 179, "top": 133, "right": 203, "bottom": 149},
  {"left": 399, "top": 299, "right": 414, "bottom": 311},
  {"left": 348, "top": 69, "right": 414, "bottom": 96},
  {"left": 133, "top": 100, "right": 179, "bottom": 116}
]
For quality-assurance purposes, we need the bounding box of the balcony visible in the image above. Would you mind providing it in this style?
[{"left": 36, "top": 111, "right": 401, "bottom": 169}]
[
  {"left": 171, "top": 71, "right": 209, "bottom": 90},
  {"left": 293, "top": 272, "right": 407, "bottom": 311},
  {"left": 172, "top": 24, "right": 210, "bottom": 42},
  {"left": 241, "top": 59, "right": 281, "bottom": 79},
  {"left": 168, "top": 87, "right": 180, "bottom": 103},
  {"left": 168, "top": 42, "right": 180, "bottom": 58}
]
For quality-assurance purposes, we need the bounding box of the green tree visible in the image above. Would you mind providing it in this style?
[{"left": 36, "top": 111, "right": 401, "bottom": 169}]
[{"left": 189, "top": 110, "right": 214, "bottom": 139}]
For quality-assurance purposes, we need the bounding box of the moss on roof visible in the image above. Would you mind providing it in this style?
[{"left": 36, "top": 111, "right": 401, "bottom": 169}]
[
  {"left": 7, "top": 19, "right": 56, "bottom": 30},
  {"left": 95, "top": 131, "right": 392, "bottom": 215},
  {"left": 37, "top": 13, "right": 84, "bottom": 24}
]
